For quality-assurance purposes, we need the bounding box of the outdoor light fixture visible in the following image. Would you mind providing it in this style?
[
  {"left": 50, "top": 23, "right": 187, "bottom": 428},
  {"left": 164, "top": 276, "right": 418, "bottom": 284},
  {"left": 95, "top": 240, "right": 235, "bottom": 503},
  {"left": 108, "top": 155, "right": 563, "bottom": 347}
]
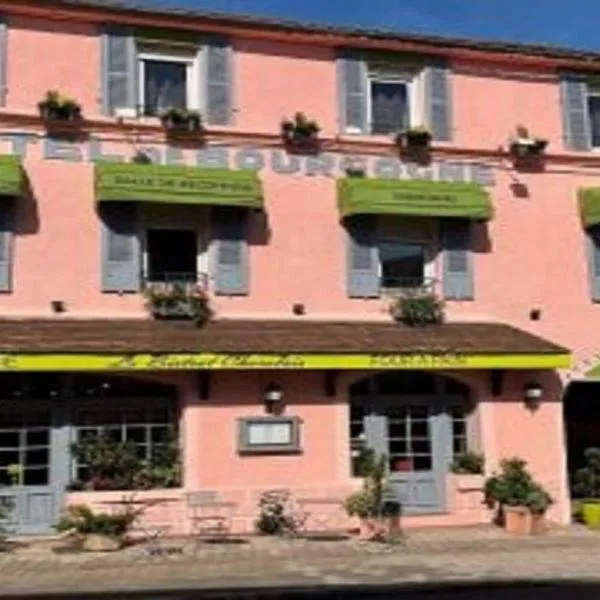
[
  {"left": 523, "top": 382, "right": 543, "bottom": 410},
  {"left": 263, "top": 382, "right": 284, "bottom": 414}
]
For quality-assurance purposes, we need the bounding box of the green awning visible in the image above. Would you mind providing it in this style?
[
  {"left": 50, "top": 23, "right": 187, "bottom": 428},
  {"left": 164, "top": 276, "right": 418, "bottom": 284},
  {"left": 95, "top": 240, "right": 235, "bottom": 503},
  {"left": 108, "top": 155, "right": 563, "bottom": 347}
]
[
  {"left": 0, "top": 155, "right": 23, "bottom": 197},
  {"left": 95, "top": 163, "right": 263, "bottom": 209},
  {"left": 338, "top": 178, "right": 493, "bottom": 220},
  {"left": 578, "top": 188, "right": 600, "bottom": 229}
]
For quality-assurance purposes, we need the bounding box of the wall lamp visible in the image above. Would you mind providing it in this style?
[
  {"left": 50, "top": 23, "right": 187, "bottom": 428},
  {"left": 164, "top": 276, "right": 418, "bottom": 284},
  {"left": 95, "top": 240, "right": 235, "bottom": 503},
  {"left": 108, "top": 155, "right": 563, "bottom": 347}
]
[
  {"left": 523, "top": 382, "right": 543, "bottom": 411},
  {"left": 263, "top": 382, "right": 284, "bottom": 414}
]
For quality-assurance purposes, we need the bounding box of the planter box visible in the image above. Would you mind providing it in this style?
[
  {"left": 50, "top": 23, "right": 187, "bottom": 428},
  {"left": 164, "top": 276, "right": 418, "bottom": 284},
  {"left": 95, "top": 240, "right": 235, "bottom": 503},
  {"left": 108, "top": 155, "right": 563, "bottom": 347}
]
[
  {"left": 504, "top": 505, "right": 546, "bottom": 535},
  {"left": 510, "top": 138, "right": 548, "bottom": 159},
  {"left": 161, "top": 115, "right": 203, "bottom": 135},
  {"left": 396, "top": 131, "right": 432, "bottom": 151},
  {"left": 581, "top": 501, "right": 600, "bottom": 529},
  {"left": 82, "top": 533, "right": 122, "bottom": 552}
]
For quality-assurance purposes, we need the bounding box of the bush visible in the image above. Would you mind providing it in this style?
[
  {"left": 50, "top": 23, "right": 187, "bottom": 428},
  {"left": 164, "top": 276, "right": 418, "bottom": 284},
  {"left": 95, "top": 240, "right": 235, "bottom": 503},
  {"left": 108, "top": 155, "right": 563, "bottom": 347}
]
[
  {"left": 451, "top": 451, "right": 485, "bottom": 475},
  {"left": 55, "top": 504, "right": 136, "bottom": 539},
  {"left": 574, "top": 448, "right": 600, "bottom": 500},
  {"left": 484, "top": 458, "right": 552, "bottom": 514},
  {"left": 255, "top": 490, "right": 302, "bottom": 536}
]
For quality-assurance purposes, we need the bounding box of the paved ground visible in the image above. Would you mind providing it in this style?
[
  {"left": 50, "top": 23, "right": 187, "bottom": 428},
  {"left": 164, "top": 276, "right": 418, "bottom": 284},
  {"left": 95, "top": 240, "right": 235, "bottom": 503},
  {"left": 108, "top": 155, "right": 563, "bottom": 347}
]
[{"left": 3, "top": 526, "right": 600, "bottom": 597}]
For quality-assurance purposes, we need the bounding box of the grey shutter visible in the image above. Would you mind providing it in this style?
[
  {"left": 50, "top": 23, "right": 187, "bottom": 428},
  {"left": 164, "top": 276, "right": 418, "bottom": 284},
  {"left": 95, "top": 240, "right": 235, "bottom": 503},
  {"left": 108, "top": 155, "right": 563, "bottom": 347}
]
[
  {"left": 587, "top": 225, "right": 600, "bottom": 301},
  {"left": 205, "top": 37, "right": 232, "bottom": 126},
  {"left": 0, "top": 18, "right": 7, "bottom": 106},
  {"left": 440, "top": 219, "right": 473, "bottom": 300},
  {"left": 0, "top": 202, "right": 14, "bottom": 292},
  {"left": 100, "top": 202, "right": 140, "bottom": 293},
  {"left": 212, "top": 208, "right": 248, "bottom": 295},
  {"left": 346, "top": 215, "right": 379, "bottom": 298},
  {"left": 101, "top": 26, "right": 137, "bottom": 116},
  {"left": 424, "top": 63, "right": 452, "bottom": 142},
  {"left": 560, "top": 74, "right": 591, "bottom": 151},
  {"left": 337, "top": 50, "right": 368, "bottom": 133}
]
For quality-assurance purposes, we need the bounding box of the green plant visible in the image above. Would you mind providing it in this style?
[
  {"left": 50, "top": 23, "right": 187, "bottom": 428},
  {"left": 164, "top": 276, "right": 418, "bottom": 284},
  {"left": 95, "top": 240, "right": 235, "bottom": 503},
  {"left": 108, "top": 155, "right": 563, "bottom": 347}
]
[
  {"left": 396, "top": 126, "right": 432, "bottom": 149},
  {"left": 255, "top": 490, "right": 303, "bottom": 535},
  {"left": 281, "top": 112, "right": 320, "bottom": 145},
  {"left": 391, "top": 292, "right": 444, "bottom": 326},
  {"left": 160, "top": 108, "right": 203, "bottom": 133},
  {"left": 55, "top": 504, "right": 136, "bottom": 539},
  {"left": 574, "top": 448, "right": 600, "bottom": 500},
  {"left": 484, "top": 458, "right": 552, "bottom": 514},
  {"left": 37, "top": 90, "right": 82, "bottom": 121},
  {"left": 6, "top": 464, "right": 23, "bottom": 486},
  {"left": 344, "top": 452, "right": 392, "bottom": 519},
  {"left": 450, "top": 452, "right": 485, "bottom": 475},
  {"left": 510, "top": 125, "right": 548, "bottom": 157}
]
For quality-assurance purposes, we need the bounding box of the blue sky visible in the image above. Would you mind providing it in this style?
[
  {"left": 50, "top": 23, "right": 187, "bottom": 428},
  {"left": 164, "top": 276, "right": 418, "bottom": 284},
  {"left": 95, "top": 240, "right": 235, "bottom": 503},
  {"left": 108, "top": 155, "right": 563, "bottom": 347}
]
[{"left": 139, "top": 0, "right": 600, "bottom": 52}]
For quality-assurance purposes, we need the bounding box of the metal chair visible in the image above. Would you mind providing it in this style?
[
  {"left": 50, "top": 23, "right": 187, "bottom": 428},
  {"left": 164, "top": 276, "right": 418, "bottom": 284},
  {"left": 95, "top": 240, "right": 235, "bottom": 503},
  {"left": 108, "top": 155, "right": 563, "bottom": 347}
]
[{"left": 186, "top": 491, "right": 236, "bottom": 544}]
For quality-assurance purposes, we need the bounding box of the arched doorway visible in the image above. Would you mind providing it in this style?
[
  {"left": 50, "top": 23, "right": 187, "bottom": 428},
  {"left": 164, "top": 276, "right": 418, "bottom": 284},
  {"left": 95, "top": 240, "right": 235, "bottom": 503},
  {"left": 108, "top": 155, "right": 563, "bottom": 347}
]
[{"left": 349, "top": 371, "right": 472, "bottom": 514}]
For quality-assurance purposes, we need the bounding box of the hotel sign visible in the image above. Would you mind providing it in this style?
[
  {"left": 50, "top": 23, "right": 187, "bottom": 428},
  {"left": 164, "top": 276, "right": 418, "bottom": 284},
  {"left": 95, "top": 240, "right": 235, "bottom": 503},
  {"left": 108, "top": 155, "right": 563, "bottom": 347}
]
[
  {"left": 0, "top": 133, "right": 496, "bottom": 186},
  {"left": 0, "top": 352, "right": 571, "bottom": 371}
]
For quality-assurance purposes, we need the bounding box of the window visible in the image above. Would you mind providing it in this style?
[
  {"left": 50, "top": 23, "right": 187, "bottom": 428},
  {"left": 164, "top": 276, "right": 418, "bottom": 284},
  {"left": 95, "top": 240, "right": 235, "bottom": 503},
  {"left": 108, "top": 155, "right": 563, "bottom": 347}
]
[
  {"left": 369, "top": 78, "right": 410, "bottom": 135},
  {"left": 73, "top": 398, "right": 176, "bottom": 483},
  {"left": 379, "top": 241, "right": 429, "bottom": 290},
  {"left": 146, "top": 228, "right": 199, "bottom": 283},
  {"left": 238, "top": 417, "right": 301, "bottom": 454},
  {"left": 588, "top": 89, "right": 600, "bottom": 148},
  {"left": 450, "top": 405, "right": 468, "bottom": 455},
  {"left": 138, "top": 49, "right": 199, "bottom": 117}
]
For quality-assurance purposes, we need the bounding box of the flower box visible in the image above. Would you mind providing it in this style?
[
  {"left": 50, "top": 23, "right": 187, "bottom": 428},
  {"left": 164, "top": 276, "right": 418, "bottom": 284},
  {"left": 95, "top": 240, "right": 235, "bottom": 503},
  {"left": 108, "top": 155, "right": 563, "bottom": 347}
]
[
  {"left": 144, "top": 282, "right": 212, "bottom": 326},
  {"left": 38, "top": 90, "right": 82, "bottom": 123},
  {"left": 281, "top": 112, "right": 320, "bottom": 152},
  {"left": 509, "top": 138, "right": 548, "bottom": 159},
  {"left": 160, "top": 109, "right": 204, "bottom": 135},
  {"left": 395, "top": 127, "right": 432, "bottom": 151}
]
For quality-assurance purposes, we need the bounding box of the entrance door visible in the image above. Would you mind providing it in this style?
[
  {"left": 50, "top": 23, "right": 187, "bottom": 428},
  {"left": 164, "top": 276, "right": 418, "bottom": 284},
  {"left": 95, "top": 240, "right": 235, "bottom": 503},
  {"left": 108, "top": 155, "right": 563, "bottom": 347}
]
[
  {"left": 350, "top": 372, "right": 469, "bottom": 515},
  {"left": 0, "top": 402, "right": 62, "bottom": 534}
]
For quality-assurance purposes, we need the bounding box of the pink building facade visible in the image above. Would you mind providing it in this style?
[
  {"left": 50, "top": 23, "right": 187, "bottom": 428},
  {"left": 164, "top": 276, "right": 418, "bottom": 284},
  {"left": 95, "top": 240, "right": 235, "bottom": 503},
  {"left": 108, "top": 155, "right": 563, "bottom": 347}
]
[{"left": 0, "top": 0, "right": 599, "bottom": 535}]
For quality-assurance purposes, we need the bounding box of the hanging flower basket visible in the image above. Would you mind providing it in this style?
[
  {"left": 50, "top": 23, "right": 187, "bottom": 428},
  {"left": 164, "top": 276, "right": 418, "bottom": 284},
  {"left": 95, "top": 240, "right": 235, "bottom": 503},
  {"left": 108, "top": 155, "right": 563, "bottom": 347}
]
[
  {"left": 509, "top": 125, "right": 548, "bottom": 159},
  {"left": 281, "top": 112, "right": 320, "bottom": 152},
  {"left": 160, "top": 108, "right": 204, "bottom": 135},
  {"left": 143, "top": 282, "right": 213, "bottom": 326},
  {"left": 395, "top": 127, "right": 432, "bottom": 152},
  {"left": 38, "top": 90, "right": 82, "bottom": 123}
]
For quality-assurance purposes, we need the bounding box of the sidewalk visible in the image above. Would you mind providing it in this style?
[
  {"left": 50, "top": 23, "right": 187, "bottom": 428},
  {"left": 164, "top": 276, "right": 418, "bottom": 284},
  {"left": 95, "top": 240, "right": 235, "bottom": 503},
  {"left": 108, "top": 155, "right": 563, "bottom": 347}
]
[{"left": 2, "top": 526, "right": 600, "bottom": 596}]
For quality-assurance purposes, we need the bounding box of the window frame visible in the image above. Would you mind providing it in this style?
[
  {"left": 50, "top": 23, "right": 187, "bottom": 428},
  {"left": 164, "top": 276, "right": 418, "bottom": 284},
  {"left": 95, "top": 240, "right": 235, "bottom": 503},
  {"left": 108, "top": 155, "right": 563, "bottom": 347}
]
[
  {"left": 137, "top": 48, "right": 200, "bottom": 116},
  {"left": 237, "top": 417, "right": 302, "bottom": 455},
  {"left": 588, "top": 84, "right": 600, "bottom": 150},
  {"left": 365, "top": 65, "right": 423, "bottom": 136}
]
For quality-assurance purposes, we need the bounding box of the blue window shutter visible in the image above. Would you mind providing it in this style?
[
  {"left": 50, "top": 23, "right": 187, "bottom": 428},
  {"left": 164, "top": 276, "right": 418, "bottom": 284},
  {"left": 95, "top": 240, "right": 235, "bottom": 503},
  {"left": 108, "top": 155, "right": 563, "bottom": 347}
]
[
  {"left": 337, "top": 50, "right": 368, "bottom": 133},
  {"left": 587, "top": 226, "right": 600, "bottom": 302},
  {"left": 0, "top": 17, "right": 8, "bottom": 107},
  {"left": 346, "top": 215, "right": 379, "bottom": 298},
  {"left": 560, "top": 74, "right": 591, "bottom": 151},
  {"left": 0, "top": 202, "right": 14, "bottom": 293},
  {"left": 205, "top": 36, "right": 232, "bottom": 126},
  {"left": 425, "top": 62, "right": 452, "bottom": 142},
  {"left": 101, "top": 26, "right": 137, "bottom": 116},
  {"left": 100, "top": 203, "right": 140, "bottom": 293},
  {"left": 212, "top": 208, "right": 248, "bottom": 296},
  {"left": 441, "top": 219, "right": 473, "bottom": 300}
]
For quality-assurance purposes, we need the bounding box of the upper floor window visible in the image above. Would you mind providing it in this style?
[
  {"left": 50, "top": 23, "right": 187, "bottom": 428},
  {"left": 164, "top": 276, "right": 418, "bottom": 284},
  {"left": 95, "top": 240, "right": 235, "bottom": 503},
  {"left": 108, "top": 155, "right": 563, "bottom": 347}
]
[
  {"left": 102, "top": 28, "right": 232, "bottom": 125},
  {"left": 588, "top": 85, "right": 600, "bottom": 149},
  {"left": 338, "top": 52, "right": 451, "bottom": 141},
  {"left": 138, "top": 48, "right": 200, "bottom": 116}
]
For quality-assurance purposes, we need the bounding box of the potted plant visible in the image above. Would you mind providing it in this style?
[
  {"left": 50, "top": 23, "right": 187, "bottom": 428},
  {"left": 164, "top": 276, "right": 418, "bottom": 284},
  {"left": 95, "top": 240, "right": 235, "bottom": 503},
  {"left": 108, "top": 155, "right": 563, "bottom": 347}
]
[
  {"left": 344, "top": 450, "right": 401, "bottom": 541},
  {"left": 573, "top": 447, "right": 600, "bottom": 529},
  {"left": 255, "top": 490, "right": 304, "bottom": 536},
  {"left": 395, "top": 126, "right": 432, "bottom": 151},
  {"left": 450, "top": 452, "right": 485, "bottom": 475},
  {"left": 37, "top": 90, "right": 82, "bottom": 122},
  {"left": 160, "top": 108, "right": 203, "bottom": 134},
  {"left": 55, "top": 504, "right": 136, "bottom": 552},
  {"left": 281, "top": 112, "right": 320, "bottom": 151},
  {"left": 484, "top": 458, "right": 552, "bottom": 535},
  {"left": 390, "top": 291, "right": 444, "bottom": 326},
  {"left": 143, "top": 282, "right": 212, "bottom": 326},
  {"left": 509, "top": 125, "right": 548, "bottom": 159}
]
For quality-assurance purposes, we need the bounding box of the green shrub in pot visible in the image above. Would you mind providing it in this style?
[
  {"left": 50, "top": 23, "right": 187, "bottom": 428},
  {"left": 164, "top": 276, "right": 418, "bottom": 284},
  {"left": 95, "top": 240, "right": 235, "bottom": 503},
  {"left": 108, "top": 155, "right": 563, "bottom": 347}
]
[{"left": 574, "top": 447, "right": 600, "bottom": 528}]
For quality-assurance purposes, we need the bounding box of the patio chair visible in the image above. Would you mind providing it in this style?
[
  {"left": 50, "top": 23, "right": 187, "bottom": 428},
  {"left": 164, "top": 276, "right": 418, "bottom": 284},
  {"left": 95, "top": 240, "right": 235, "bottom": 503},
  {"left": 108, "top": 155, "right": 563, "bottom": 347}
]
[{"left": 185, "top": 491, "right": 236, "bottom": 544}]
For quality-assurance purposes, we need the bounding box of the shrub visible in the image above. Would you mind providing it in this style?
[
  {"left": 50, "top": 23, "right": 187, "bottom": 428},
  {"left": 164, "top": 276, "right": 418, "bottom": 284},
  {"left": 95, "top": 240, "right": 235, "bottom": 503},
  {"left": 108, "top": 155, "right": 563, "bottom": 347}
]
[
  {"left": 574, "top": 447, "right": 600, "bottom": 500},
  {"left": 55, "top": 504, "right": 136, "bottom": 539},
  {"left": 255, "top": 490, "right": 302, "bottom": 536},
  {"left": 391, "top": 292, "right": 444, "bottom": 326}
]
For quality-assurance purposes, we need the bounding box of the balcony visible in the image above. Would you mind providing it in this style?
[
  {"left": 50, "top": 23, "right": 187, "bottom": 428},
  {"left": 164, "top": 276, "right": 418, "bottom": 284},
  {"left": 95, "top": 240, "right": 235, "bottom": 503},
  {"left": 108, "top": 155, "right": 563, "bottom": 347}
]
[
  {"left": 380, "top": 277, "right": 437, "bottom": 296},
  {"left": 143, "top": 272, "right": 211, "bottom": 325}
]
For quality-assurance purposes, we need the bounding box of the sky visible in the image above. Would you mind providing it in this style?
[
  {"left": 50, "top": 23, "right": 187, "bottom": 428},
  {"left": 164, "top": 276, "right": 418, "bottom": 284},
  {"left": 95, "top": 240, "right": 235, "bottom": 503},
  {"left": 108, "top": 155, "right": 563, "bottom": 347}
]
[{"left": 136, "top": 0, "right": 600, "bottom": 52}]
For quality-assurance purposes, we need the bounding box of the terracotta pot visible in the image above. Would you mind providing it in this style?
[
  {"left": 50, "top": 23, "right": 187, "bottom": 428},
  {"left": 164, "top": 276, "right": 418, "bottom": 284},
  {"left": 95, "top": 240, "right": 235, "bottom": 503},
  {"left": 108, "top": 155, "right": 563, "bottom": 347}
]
[
  {"left": 503, "top": 506, "right": 546, "bottom": 535},
  {"left": 359, "top": 516, "right": 399, "bottom": 540},
  {"left": 82, "top": 534, "right": 122, "bottom": 552}
]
